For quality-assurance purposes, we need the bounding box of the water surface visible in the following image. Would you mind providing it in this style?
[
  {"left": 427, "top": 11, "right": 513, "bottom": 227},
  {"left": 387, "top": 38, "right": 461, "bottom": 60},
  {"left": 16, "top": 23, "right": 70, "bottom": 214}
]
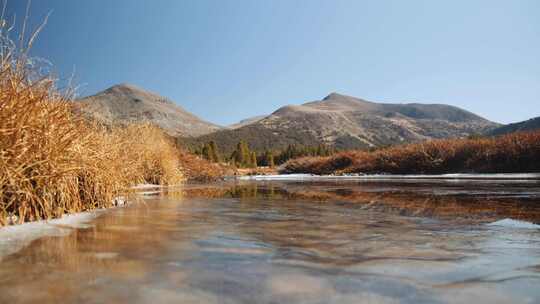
[{"left": 1, "top": 178, "right": 540, "bottom": 303}]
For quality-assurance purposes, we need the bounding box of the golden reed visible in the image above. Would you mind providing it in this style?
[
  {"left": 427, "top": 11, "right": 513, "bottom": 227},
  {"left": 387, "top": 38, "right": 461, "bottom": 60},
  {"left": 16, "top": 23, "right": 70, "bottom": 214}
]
[{"left": 0, "top": 14, "right": 184, "bottom": 225}]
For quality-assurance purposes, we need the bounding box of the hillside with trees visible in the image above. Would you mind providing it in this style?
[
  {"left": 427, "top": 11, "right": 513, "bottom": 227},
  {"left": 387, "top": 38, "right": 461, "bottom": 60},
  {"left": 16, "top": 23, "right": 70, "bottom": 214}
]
[
  {"left": 193, "top": 139, "right": 335, "bottom": 168},
  {"left": 181, "top": 92, "right": 499, "bottom": 154},
  {"left": 488, "top": 116, "right": 540, "bottom": 136}
]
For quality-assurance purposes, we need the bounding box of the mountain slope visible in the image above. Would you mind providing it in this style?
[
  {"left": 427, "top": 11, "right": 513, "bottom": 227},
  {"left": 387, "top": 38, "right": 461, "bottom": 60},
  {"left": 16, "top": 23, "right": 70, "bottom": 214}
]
[
  {"left": 75, "top": 84, "right": 221, "bottom": 137},
  {"left": 183, "top": 93, "right": 499, "bottom": 154},
  {"left": 488, "top": 116, "right": 540, "bottom": 136},
  {"left": 228, "top": 115, "right": 267, "bottom": 129}
]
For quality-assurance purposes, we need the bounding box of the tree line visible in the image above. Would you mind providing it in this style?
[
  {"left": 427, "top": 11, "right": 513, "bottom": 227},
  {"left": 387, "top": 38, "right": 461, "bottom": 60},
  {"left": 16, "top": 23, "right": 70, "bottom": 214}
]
[{"left": 194, "top": 140, "right": 335, "bottom": 168}]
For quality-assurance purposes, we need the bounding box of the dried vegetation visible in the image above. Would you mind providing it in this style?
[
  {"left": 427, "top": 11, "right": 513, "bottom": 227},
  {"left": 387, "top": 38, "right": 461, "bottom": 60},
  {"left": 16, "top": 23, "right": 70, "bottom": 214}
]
[
  {"left": 281, "top": 131, "right": 540, "bottom": 175},
  {"left": 0, "top": 13, "right": 188, "bottom": 225}
]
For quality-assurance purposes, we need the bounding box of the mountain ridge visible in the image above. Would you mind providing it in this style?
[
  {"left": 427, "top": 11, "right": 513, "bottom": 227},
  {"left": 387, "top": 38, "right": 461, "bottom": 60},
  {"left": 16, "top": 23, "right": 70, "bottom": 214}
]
[
  {"left": 74, "top": 84, "right": 221, "bottom": 137},
  {"left": 74, "top": 85, "right": 500, "bottom": 153},
  {"left": 183, "top": 92, "right": 500, "bottom": 153}
]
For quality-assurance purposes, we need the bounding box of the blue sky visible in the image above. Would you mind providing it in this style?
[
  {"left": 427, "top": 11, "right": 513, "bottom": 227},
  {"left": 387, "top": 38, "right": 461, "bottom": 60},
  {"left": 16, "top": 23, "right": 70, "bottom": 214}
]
[{"left": 6, "top": 0, "right": 540, "bottom": 125}]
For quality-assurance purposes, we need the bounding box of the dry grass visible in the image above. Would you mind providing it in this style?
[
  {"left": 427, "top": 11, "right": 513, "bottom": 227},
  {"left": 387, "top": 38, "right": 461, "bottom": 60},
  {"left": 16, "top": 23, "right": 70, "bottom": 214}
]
[
  {"left": 281, "top": 131, "right": 540, "bottom": 175},
  {"left": 0, "top": 87, "right": 186, "bottom": 224},
  {"left": 0, "top": 16, "right": 187, "bottom": 225},
  {"left": 176, "top": 149, "right": 234, "bottom": 182},
  {"left": 101, "top": 123, "right": 185, "bottom": 186}
]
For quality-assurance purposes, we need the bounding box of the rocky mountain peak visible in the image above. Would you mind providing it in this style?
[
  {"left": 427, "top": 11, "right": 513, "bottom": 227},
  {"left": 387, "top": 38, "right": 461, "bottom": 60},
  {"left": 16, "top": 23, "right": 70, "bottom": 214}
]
[
  {"left": 75, "top": 84, "right": 221, "bottom": 137},
  {"left": 322, "top": 92, "right": 345, "bottom": 100}
]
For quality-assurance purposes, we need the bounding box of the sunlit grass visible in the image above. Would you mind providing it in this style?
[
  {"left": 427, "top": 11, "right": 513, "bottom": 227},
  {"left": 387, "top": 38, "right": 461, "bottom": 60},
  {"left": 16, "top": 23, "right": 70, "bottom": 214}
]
[
  {"left": 0, "top": 16, "right": 185, "bottom": 225},
  {"left": 281, "top": 131, "right": 540, "bottom": 175}
]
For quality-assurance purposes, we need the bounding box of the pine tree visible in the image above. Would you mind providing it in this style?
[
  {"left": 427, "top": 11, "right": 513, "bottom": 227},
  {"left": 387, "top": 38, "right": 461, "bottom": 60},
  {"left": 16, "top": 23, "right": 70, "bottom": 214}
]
[
  {"left": 241, "top": 141, "right": 250, "bottom": 166},
  {"left": 209, "top": 141, "right": 220, "bottom": 163},
  {"left": 202, "top": 144, "right": 211, "bottom": 161},
  {"left": 250, "top": 151, "right": 258, "bottom": 168},
  {"left": 230, "top": 150, "right": 238, "bottom": 165},
  {"left": 234, "top": 142, "right": 243, "bottom": 165},
  {"left": 265, "top": 150, "right": 274, "bottom": 168},
  {"left": 233, "top": 140, "right": 251, "bottom": 167}
]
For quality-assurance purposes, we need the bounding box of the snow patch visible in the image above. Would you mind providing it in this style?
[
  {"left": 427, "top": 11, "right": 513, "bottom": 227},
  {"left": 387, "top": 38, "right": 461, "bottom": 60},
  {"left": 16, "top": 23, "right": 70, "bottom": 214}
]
[{"left": 486, "top": 219, "right": 540, "bottom": 229}]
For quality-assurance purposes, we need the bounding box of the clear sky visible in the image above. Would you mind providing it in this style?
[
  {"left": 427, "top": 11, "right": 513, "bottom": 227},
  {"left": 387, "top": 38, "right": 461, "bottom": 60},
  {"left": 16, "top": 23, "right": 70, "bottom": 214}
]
[{"left": 6, "top": 0, "right": 540, "bottom": 125}]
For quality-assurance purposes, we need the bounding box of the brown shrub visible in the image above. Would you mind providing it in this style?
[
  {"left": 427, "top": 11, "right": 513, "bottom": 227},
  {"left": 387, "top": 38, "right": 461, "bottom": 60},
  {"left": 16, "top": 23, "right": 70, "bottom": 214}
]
[
  {"left": 176, "top": 149, "right": 233, "bottom": 182},
  {"left": 280, "top": 131, "right": 540, "bottom": 175}
]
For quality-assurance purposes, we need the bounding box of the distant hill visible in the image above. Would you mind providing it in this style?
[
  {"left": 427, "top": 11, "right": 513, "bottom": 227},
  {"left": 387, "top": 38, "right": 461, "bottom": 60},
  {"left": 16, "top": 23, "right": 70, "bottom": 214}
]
[
  {"left": 227, "top": 115, "right": 267, "bottom": 129},
  {"left": 488, "top": 116, "right": 540, "bottom": 136},
  {"left": 183, "top": 92, "right": 499, "bottom": 154},
  {"left": 75, "top": 84, "right": 221, "bottom": 137}
]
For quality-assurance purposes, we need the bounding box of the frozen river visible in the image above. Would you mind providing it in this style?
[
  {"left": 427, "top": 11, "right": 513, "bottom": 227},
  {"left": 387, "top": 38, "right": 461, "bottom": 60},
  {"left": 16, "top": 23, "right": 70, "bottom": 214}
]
[{"left": 1, "top": 177, "right": 540, "bottom": 303}]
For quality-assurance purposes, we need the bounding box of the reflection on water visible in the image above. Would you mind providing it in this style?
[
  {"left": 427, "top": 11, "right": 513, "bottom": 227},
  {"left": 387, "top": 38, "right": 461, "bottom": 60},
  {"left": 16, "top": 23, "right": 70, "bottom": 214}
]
[{"left": 1, "top": 179, "right": 540, "bottom": 303}]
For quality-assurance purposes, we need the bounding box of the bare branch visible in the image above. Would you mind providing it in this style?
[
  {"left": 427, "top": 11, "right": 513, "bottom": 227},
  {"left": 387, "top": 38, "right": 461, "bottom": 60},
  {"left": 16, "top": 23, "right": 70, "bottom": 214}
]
[
  {"left": 26, "top": 10, "right": 51, "bottom": 52},
  {"left": 0, "top": 0, "right": 7, "bottom": 37},
  {"left": 19, "top": 0, "right": 31, "bottom": 50}
]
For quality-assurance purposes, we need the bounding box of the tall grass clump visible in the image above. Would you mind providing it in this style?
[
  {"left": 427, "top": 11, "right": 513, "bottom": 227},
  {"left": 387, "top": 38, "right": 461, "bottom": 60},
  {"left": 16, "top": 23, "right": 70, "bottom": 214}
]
[
  {"left": 0, "top": 15, "right": 183, "bottom": 225},
  {"left": 281, "top": 131, "right": 540, "bottom": 175},
  {"left": 103, "top": 123, "right": 185, "bottom": 186}
]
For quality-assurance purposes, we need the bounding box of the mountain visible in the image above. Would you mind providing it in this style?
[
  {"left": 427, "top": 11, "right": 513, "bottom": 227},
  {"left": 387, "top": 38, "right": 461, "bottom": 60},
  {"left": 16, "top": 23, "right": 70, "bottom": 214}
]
[
  {"left": 75, "top": 84, "right": 221, "bottom": 137},
  {"left": 182, "top": 92, "right": 499, "bottom": 153},
  {"left": 228, "top": 115, "right": 267, "bottom": 129},
  {"left": 488, "top": 116, "right": 540, "bottom": 136}
]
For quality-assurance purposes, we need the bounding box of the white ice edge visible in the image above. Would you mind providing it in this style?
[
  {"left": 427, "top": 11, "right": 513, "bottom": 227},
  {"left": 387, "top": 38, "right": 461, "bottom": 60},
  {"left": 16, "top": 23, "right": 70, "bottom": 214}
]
[
  {"left": 138, "top": 191, "right": 162, "bottom": 196},
  {"left": 0, "top": 183, "right": 176, "bottom": 260},
  {"left": 0, "top": 193, "right": 138, "bottom": 260},
  {"left": 131, "top": 183, "right": 163, "bottom": 190},
  {"left": 0, "top": 211, "right": 103, "bottom": 261},
  {"left": 0, "top": 186, "right": 163, "bottom": 255},
  {"left": 239, "top": 173, "right": 540, "bottom": 181},
  {"left": 486, "top": 218, "right": 540, "bottom": 229}
]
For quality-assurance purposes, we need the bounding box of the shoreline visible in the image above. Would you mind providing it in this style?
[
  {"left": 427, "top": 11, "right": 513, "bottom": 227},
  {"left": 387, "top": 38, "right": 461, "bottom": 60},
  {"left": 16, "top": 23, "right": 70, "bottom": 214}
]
[
  {"left": 238, "top": 173, "right": 540, "bottom": 181},
  {"left": 0, "top": 184, "right": 168, "bottom": 260},
  {"left": 0, "top": 211, "right": 103, "bottom": 261}
]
